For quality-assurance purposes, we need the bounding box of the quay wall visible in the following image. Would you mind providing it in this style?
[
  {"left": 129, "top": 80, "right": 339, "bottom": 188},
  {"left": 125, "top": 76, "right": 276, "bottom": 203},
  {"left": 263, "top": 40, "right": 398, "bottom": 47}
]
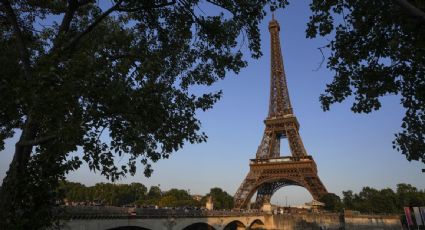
[
  {"left": 344, "top": 214, "right": 401, "bottom": 230},
  {"left": 270, "top": 213, "right": 401, "bottom": 230}
]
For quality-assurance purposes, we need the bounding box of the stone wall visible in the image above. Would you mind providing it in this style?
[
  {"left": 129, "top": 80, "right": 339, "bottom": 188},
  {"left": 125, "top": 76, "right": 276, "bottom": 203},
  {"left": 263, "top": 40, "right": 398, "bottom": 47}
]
[
  {"left": 344, "top": 214, "right": 401, "bottom": 230},
  {"left": 270, "top": 213, "right": 401, "bottom": 230},
  {"left": 271, "top": 213, "right": 343, "bottom": 230}
]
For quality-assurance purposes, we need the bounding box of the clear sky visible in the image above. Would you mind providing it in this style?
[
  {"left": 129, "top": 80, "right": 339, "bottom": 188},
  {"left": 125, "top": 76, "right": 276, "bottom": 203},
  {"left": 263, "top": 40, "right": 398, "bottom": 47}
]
[{"left": 0, "top": 1, "right": 423, "bottom": 206}]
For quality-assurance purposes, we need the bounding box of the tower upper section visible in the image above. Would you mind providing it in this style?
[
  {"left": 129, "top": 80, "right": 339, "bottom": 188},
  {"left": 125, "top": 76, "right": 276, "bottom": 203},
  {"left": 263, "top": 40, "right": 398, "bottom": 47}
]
[{"left": 267, "top": 16, "right": 293, "bottom": 118}]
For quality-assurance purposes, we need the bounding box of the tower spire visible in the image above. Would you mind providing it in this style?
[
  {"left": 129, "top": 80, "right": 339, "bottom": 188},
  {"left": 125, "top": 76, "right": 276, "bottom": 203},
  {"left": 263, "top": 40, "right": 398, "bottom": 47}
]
[{"left": 268, "top": 15, "right": 293, "bottom": 117}]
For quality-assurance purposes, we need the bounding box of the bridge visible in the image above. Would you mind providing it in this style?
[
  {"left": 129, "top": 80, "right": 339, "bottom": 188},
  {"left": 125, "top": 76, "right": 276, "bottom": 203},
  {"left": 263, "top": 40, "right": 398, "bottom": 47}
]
[
  {"left": 60, "top": 207, "right": 267, "bottom": 230},
  {"left": 59, "top": 206, "right": 402, "bottom": 230}
]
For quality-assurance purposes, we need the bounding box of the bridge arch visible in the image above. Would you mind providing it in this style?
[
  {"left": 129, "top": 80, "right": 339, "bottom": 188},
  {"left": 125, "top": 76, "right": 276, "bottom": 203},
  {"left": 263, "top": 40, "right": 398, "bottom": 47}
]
[
  {"left": 223, "top": 220, "right": 246, "bottom": 230},
  {"left": 182, "top": 222, "right": 216, "bottom": 230},
  {"left": 106, "top": 227, "right": 152, "bottom": 230},
  {"left": 249, "top": 219, "right": 265, "bottom": 229},
  {"left": 63, "top": 219, "right": 160, "bottom": 230}
]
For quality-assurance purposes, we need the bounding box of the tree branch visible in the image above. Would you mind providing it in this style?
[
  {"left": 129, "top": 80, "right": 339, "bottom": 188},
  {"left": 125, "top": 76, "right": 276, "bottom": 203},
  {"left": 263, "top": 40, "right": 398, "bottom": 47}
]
[
  {"left": 394, "top": 0, "right": 425, "bottom": 23},
  {"left": 58, "top": 0, "right": 93, "bottom": 35},
  {"left": 0, "top": 0, "right": 31, "bottom": 79},
  {"left": 179, "top": 0, "right": 201, "bottom": 24},
  {"left": 205, "top": 0, "right": 235, "bottom": 16},
  {"left": 63, "top": 0, "right": 124, "bottom": 51},
  {"left": 57, "top": 0, "right": 78, "bottom": 35},
  {"left": 16, "top": 134, "right": 56, "bottom": 147},
  {"left": 78, "top": 0, "right": 93, "bottom": 6},
  {"left": 62, "top": 0, "right": 178, "bottom": 51},
  {"left": 117, "top": 0, "right": 177, "bottom": 12},
  {"left": 313, "top": 47, "right": 326, "bottom": 71},
  {"left": 150, "top": 0, "right": 177, "bottom": 8}
]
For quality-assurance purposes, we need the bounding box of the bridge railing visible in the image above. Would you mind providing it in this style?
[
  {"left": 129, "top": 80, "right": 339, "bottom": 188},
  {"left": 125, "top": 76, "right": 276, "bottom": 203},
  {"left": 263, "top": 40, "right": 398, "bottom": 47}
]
[{"left": 58, "top": 206, "right": 265, "bottom": 219}]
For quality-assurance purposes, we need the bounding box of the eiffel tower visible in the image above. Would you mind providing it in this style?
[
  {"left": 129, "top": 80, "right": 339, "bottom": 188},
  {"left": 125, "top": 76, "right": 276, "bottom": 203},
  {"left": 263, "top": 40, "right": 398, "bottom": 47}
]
[{"left": 233, "top": 15, "right": 328, "bottom": 209}]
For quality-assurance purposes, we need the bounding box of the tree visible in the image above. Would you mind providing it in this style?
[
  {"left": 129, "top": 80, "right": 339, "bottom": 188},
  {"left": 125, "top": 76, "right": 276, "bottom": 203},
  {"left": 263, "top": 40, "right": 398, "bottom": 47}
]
[
  {"left": 319, "top": 193, "right": 343, "bottom": 212},
  {"left": 59, "top": 181, "right": 88, "bottom": 203},
  {"left": 139, "top": 185, "right": 163, "bottom": 206},
  {"left": 58, "top": 181, "right": 150, "bottom": 206},
  {"left": 159, "top": 189, "right": 198, "bottom": 207},
  {"left": 379, "top": 188, "right": 398, "bottom": 213},
  {"left": 202, "top": 187, "right": 234, "bottom": 210},
  {"left": 306, "top": 0, "right": 425, "bottom": 165},
  {"left": 0, "top": 0, "right": 290, "bottom": 228},
  {"left": 357, "top": 187, "right": 381, "bottom": 213},
  {"left": 342, "top": 190, "right": 355, "bottom": 210},
  {"left": 340, "top": 184, "right": 425, "bottom": 214},
  {"left": 129, "top": 182, "right": 148, "bottom": 203},
  {"left": 147, "top": 186, "right": 162, "bottom": 200},
  {"left": 397, "top": 183, "right": 425, "bottom": 207}
]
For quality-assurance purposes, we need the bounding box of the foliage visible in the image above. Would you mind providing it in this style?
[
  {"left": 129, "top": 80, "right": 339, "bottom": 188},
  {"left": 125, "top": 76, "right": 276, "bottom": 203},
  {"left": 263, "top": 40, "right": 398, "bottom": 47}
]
[
  {"left": 341, "top": 183, "right": 425, "bottom": 214},
  {"left": 396, "top": 183, "right": 425, "bottom": 207},
  {"left": 58, "top": 182, "right": 425, "bottom": 215},
  {"left": 306, "top": 0, "right": 425, "bottom": 164},
  {"left": 319, "top": 193, "right": 343, "bottom": 212},
  {"left": 58, "top": 181, "right": 206, "bottom": 208},
  {"left": 137, "top": 186, "right": 162, "bottom": 206},
  {"left": 159, "top": 189, "right": 199, "bottom": 207},
  {"left": 0, "top": 0, "right": 290, "bottom": 229},
  {"left": 147, "top": 186, "right": 162, "bottom": 200},
  {"left": 59, "top": 181, "right": 148, "bottom": 206},
  {"left": 59, "top": 181, "right": 88, "bottom": 202},
  {"left": 201, "top": 187, "right": 234, "bottom": 210}
]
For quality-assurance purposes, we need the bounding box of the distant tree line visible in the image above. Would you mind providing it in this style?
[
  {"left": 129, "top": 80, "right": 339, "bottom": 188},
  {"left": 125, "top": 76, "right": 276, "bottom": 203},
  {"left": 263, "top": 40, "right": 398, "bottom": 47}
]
[
  {"left": 59, "top": 181, "right": 234, "bottom": 209},
  {"left": 60, "top": 181, "right": 424, "bottom": 214},
  {"left": 320, "top": 184, "right": 425, "bottom": 214}
]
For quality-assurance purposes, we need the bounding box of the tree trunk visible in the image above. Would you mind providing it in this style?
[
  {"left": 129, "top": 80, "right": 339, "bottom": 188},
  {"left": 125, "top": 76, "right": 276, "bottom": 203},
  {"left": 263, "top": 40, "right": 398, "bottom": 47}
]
[{"left": 0, "top": 118, "right": 37, "bottom": 229}]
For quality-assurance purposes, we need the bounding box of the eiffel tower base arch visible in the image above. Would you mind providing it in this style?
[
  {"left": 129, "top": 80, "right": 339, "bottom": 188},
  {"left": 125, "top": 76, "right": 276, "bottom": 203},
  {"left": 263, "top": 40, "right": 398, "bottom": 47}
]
[{"left": 234, "top": 156, "right": 328, "bottom": 209}]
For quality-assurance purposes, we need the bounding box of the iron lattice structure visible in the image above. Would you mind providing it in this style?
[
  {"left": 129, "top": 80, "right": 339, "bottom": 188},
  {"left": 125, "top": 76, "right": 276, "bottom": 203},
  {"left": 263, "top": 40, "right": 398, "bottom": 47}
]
[{"left": 233, "top": 16, "right": 328, "bottom": 209}]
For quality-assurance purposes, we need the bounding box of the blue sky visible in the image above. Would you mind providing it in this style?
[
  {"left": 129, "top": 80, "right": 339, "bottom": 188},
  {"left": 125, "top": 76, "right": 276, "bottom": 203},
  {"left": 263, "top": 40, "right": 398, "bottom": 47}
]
[{"left": 0, "top": 1, "right": 423, "bottom": 206}]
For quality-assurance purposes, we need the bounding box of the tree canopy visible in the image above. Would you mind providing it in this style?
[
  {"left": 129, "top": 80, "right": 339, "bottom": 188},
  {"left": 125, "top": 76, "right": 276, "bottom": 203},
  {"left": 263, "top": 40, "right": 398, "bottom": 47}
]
[
  {"left": 319, "top": 193, "right": 343, "bottom": 212},
  {"left": 306, "top": 0, "right": 425, "bottom": 165},
  {"left": 58, "top": 181, "right": 238, "bottom": 209},
  {"left": 319, "top": 184, "right": 425, "bottom": 214},
  {"left": 58, "top": 182, "right": 425, "bottom": 215},
  {"left": 59, "top": 181, "right": 148, "bottom": 206},
  {"left": 159, "top": 188, "right": 198, "bottom": 207},
  {"left": 341, "top": 184, "right": 425, "bottom": 214},
  {"left": 201, "top": 187, "right": 234, "bottom": 210},
  {"left": 0, "top": 0, "right": 289, "bottom": 229}
]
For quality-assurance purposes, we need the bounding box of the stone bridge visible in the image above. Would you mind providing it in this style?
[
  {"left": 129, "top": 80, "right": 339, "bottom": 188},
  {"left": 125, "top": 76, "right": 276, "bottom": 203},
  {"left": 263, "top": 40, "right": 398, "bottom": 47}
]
[
  {"left": 60, "top": 207, "right": 268, "bottom": 230},
  {"left": 63, "top": 216, "right": 267, "bottom": 230},
  {"left": 59, "top": 206, "right": 402, "bottom": 230}
]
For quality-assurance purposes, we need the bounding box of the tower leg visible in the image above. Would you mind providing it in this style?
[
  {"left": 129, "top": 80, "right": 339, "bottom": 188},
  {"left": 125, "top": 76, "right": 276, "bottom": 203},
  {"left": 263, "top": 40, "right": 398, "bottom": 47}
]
[
  {"left": 234, "top": 171, "right": 258, "bottom": 209},
  {"left": 254, "top": 183, "right": 273, "bottom": 209}
]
